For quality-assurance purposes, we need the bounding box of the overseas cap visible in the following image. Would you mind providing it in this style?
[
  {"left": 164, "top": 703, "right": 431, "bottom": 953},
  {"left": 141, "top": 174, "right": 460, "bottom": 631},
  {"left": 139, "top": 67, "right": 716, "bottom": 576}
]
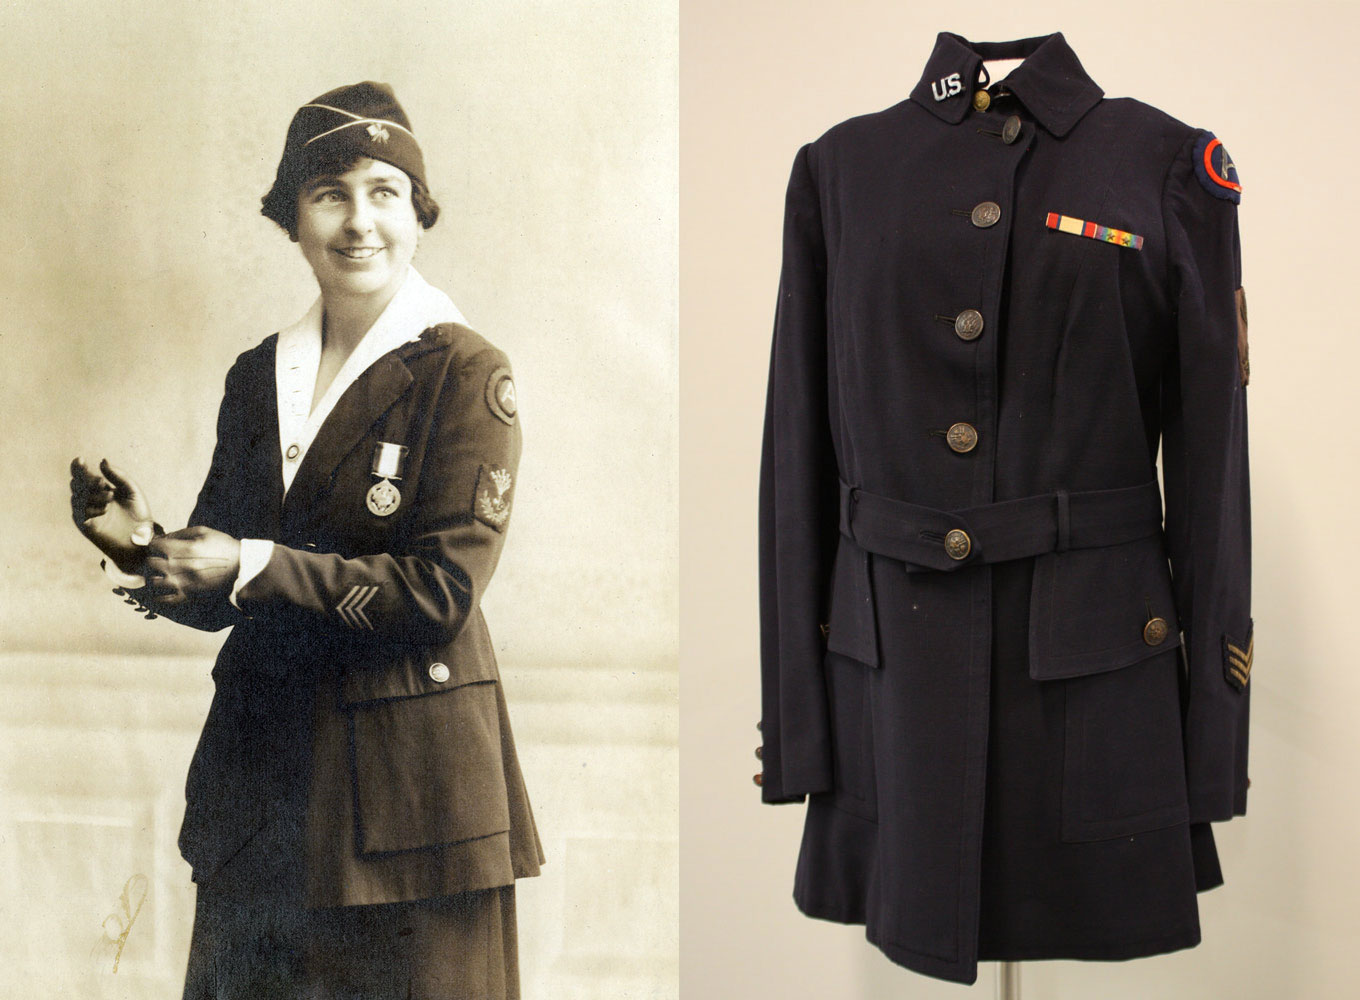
[{"left": 265, "top": 81, "right": 427, "bottom": 201}]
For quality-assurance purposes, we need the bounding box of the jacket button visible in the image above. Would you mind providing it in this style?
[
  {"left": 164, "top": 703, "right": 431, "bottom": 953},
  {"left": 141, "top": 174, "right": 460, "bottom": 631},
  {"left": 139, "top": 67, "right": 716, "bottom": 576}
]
[
  {"left": 972, "top": 90, "right": 990, "bottom": 112},
  {"left": 755, "top": 746, "right": 764, "bottom": 761},
  {"left": 1002, "top": 115, "right": 1022, "bottom": 144},
  {"left": 285, "top": 443, "right": 300, "bottom": 461},
  {"left": 971, "top": 201, "right": 1001, "bottom": 227},
  {"left": 752, "top": 772, "right": 764, "bottom": 787},
  {"left": 954, "top": 309, "right": 984, "bottom": 341},
  {"left": 428, "top": 662, "right": 451, "bottom": 683},
  {"left": 947, "top": 422, "right": 978, "bottom": 453},
  {"left": 944, "top": 529, "right": 972, "bottom": 560},
  {"left": 1143, "top": 618, "right": 1169, "bottom": 646}
]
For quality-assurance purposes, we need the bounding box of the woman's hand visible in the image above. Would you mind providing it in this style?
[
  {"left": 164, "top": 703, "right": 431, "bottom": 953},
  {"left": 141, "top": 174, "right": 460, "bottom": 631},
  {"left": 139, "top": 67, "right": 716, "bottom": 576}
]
[
  {"left": 143, "top": 528, "right": 242, "bottom": 605},
  {"left": 69, "top": 457, "right": 156, "bottom": 573}
]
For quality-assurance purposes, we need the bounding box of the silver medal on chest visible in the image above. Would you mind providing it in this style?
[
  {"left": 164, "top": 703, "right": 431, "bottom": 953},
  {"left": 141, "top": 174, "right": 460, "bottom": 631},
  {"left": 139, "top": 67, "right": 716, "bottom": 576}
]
[
  {"left": 366, "top": 478, "right": 402, "bottom": 516},
  {"left": 366, "top": 441, "right": 409, "bottom": 517}
]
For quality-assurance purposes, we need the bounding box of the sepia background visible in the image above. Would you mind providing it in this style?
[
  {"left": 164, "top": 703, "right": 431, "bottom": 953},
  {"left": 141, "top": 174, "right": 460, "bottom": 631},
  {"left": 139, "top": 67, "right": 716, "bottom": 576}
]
[
  {"left": 682, "top": 1, "right": 1360, "bottom": 998},
  {"left": 0, "top": 1, "right": 676, "bottom": 996}
]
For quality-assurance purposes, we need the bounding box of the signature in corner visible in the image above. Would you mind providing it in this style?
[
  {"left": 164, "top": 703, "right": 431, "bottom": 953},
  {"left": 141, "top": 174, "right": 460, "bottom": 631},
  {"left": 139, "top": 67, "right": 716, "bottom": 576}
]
[{"left": 101, "top": 874, "right": 148, "bottom": 973}]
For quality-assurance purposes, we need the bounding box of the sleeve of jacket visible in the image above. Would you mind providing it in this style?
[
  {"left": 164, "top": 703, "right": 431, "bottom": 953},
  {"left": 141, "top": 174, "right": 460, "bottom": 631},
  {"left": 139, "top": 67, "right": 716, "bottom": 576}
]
[
  {"left": 236, "top": 343, "right": 521, "bottom": 645},
  {"left": 1159, "top": 128, "right": 1253, "bottom": 824},
  {"left": 758, "top": 143, "right": 840, "bottom": 803}
]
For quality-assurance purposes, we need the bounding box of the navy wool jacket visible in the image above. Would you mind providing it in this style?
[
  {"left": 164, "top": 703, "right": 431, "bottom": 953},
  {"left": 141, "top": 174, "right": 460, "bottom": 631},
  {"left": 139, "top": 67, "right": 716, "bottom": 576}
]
[{"left": 758, "top": 32, "right": 1251, "bottom": 985}]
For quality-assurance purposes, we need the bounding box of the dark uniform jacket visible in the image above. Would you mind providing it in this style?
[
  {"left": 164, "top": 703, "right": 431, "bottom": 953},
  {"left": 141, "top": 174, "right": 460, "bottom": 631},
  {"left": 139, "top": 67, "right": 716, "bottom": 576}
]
[
  {"left": 165, "top": 320, "right": 542, "bottom": 908},
  {"left": 758, "top": 32, "right": 1252, "bottom": 985}
]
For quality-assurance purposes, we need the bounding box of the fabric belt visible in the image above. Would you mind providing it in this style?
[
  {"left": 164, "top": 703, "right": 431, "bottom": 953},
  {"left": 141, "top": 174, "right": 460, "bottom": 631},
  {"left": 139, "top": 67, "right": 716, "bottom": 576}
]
[{"left": 838, "top": 479, "right": 1164, "bottom": 572}]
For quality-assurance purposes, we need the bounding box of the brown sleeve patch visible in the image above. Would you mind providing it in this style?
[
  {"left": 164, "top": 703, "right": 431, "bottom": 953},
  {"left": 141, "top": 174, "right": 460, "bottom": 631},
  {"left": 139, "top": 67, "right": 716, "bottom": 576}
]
[{"left": 1235, "top": 287, "right": 1250, "bottom": 387}]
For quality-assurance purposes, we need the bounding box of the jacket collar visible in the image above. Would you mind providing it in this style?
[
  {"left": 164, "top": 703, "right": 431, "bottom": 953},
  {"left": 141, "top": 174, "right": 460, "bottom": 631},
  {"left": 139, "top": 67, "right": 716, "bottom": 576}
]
[{"left": 910, "top": 32, "right": 1103, "bottom": 138}]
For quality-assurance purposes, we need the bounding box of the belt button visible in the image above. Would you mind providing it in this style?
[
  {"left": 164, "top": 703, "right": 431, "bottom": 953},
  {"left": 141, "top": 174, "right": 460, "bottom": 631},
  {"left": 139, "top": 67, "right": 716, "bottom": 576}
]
[
  {"left": 944, "top": 529, "right": 972, "bottom": 560},
  {"left": 1143, "top": 618, "right": 1169, "bottom": 646},
  {"left": 1002, "top": 115, "right": 1023, "bottom": 144},
  {"left": 972, "top": 90, "right": 991, "bottom": 112},
  {"left": 954, "top": 309, "right": 984, "bottom": 341},
  {"left": 971, "top": 201, "right": 1001, "bottom": 228},
  {"left": 947, "top": 422, "right": 978, "bottom": 453}
]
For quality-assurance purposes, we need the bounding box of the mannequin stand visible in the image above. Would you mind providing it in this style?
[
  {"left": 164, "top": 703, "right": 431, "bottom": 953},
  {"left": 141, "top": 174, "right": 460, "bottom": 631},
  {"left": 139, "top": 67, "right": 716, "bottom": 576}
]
[{"left": 995, "top": 961, "right": 1020, "bottom": 1000}]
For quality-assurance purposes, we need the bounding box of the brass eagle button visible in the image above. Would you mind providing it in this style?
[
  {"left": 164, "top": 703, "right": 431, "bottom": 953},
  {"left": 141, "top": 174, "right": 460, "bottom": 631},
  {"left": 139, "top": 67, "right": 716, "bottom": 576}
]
[
  {"left": 753, "top": 772, "right": 764, "bottom": 787},
  {"left": 971, "top": 201, "right": 1001, "bottom": 228},
  {"left": 947, "top": 422, "right": 978, "bottom": 453},
  {"left": 972, "top": 90, "right": 991, "bottom": 112},
  {"left": 1002, "top": 115, "right": 1022, "bottom": 144},
  {"left": 944, "top": 529, "right": 972, "bottom": 560},
  {"left": 755, "top": 746, "right": 763, "bottom": 761},
  {"left": 955, "top": 309, "right": 984, "bottom": 341},
  {"left": 428, "top": 662, "right": 451, "bottom": 683},
  {"left": 1143, "top": 618, "right": 1169, "bottom": 646}
]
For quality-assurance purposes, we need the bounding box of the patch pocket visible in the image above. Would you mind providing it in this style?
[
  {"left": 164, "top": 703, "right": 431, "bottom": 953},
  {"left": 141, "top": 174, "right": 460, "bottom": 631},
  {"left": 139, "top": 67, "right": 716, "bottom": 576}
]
[
  {"left": 349, "top": 671, "right": 511, "bottom": 855},
  {"left": 1061, "top": 647, "right": 1189, "bottom": 842},
  {"left": 825, "top": 651, "right": 878, "bottom": 822},
  {"left": 1029, "top": 534, "right": 1181, "bottom": 681}
]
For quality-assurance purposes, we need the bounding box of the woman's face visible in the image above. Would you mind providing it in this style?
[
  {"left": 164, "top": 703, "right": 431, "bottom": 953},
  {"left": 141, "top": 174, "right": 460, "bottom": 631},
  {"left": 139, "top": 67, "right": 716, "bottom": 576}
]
[{"left": 294, "top": 157, "right": 420, "bottom": 304}]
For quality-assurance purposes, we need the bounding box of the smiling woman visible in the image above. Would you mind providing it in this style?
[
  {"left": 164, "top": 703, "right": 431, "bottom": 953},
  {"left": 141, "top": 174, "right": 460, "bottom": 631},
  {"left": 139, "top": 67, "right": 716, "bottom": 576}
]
[{"left": 68, "top": 81, "right": 542, "bottom": 1000}]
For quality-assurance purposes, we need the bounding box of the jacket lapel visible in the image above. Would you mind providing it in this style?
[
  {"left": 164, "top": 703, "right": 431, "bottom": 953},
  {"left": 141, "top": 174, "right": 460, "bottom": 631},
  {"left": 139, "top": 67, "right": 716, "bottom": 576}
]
[{"left": 281, "top": 351, "right": 415, "bottom": 523}]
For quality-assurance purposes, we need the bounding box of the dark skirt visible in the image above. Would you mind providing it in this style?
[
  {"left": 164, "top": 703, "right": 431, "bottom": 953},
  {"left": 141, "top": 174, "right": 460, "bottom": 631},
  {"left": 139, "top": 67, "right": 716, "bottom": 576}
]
[{"left": 182, "top": 885, "right": 519, "bottom": 1000}]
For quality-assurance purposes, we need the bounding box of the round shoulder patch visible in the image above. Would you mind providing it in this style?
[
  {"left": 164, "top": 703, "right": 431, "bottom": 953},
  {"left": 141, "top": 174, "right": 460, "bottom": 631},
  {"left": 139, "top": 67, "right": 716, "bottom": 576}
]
[
  {"left": 485, "top": 366, "right": 517, "bottom": 425},
  {"left": 1193, "top": 131, "right": 1241, "bottom": 203}
]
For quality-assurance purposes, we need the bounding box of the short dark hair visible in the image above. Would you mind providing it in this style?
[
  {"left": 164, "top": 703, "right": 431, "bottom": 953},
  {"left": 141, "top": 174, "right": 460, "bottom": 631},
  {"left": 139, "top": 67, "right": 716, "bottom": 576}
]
[{"left": 260, "top": 147, "right": 440, "bottom": 239}]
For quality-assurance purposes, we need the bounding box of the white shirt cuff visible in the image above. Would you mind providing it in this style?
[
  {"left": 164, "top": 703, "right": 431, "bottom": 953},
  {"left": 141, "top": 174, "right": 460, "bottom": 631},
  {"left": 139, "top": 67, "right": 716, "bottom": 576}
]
[{"left": 229, "top": 539, "right": 275, "bottom": 609}]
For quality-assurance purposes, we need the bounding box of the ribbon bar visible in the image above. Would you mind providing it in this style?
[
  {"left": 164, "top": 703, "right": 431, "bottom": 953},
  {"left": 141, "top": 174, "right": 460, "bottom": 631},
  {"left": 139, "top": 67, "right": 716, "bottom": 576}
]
[{"left": 1045, "top": 211, "right": 1144, "bottom": 250}]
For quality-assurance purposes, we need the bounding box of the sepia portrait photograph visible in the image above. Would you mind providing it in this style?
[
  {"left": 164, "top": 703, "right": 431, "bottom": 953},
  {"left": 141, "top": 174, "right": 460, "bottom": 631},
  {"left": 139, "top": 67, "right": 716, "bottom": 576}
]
[{"left": 0, "top": 1, "right": 676, "bottom": 997}]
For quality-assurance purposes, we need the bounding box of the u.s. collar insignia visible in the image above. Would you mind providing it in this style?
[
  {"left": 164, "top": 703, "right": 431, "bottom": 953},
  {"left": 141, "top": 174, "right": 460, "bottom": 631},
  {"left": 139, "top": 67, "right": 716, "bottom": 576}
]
[
  {"left": 1194, "top": 131, "right": 1241, "bottom": 203},
  {"left": 474, "top": 464, "right": 514, "bottom": 531},
  {"left": 366, "top": 122, "right": 390, "bottom": 144},
  {"left": 486, "top": 366, "right": 517, "bottom": 425}
]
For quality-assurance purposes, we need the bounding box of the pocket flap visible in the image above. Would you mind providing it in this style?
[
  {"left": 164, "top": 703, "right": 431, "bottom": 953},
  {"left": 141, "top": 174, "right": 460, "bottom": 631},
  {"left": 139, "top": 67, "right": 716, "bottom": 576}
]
[
  {"left": 340, "top": 614, "right": 498, "bottom": 706},
  {"left": 825, "top": 536, "right": 880, "bottom": 668},
  {"left": 1029, "top": 534, "right": 1181, "bottom": 681}
]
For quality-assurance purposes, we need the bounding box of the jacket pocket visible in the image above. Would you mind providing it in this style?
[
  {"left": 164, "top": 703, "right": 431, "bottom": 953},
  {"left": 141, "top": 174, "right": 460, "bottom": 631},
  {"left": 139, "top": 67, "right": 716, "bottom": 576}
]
[
  {"left": 1060, "top": 646, "right": 1189, "bottom": 842},
  {"left": 345, "top": 641, "right": 511, "bottom": 855},
  {"left": 824, "top": 650, "right": 878, "bottom": 822},
  {"left": 825, "top": 536, "right": 880, "bottom": 668},
  {"left": 1029, "top": 534, "right": 1181, "bottom": 681}
]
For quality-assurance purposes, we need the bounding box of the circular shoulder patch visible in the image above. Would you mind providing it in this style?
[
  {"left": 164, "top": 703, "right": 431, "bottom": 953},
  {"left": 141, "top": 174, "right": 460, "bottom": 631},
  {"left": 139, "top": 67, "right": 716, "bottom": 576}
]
[
  {"left": 1193, "top": 131, "right": 1241, "bottom": 203},
  {"left": 485, "top": 366, "right": 517, "bottom": 425}
]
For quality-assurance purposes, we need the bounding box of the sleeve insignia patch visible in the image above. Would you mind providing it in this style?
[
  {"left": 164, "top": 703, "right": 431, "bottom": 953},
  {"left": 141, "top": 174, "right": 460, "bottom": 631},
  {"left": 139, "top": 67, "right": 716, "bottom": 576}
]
[
  {"left": 474, "top": 464, "right": 514, "bottom": 531},
  {"left": 336, "top": 585, "right": 378, "bottom": 630},
  {"left": 1236, "top": 287, "right": 1250, "bottom": 387},
  {"left": 486, "top": 366, "right": 517, "bottom": 425},
  {"left": 1194, "top": 131, "right": 1242, "bottom": 203},
  {"left": 1222, "top": 620, "right": 1254, "bottom": 691}
]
